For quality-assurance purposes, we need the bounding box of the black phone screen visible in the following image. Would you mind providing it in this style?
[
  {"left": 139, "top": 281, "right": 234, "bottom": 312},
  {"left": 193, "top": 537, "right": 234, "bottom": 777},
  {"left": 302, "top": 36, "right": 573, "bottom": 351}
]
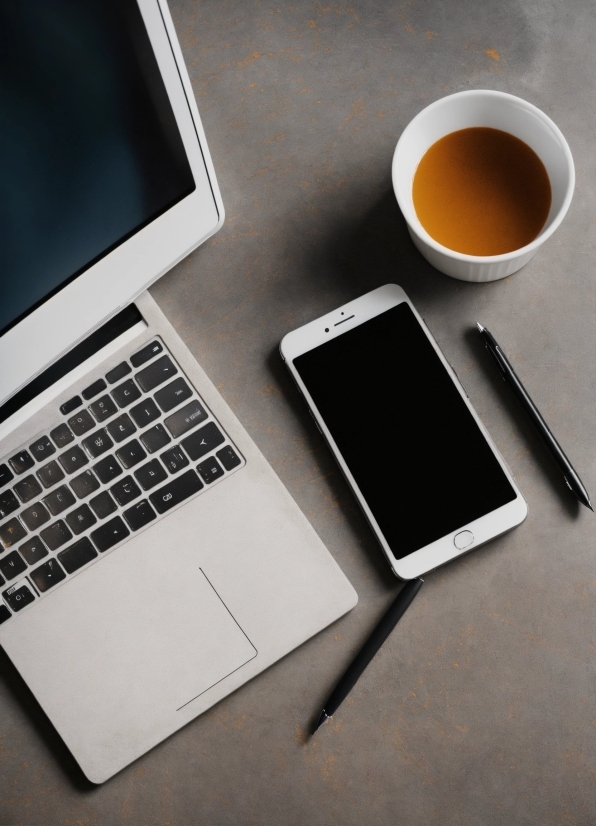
[{"left": 292, "top": 302, "right": 516, "bottom": 559}]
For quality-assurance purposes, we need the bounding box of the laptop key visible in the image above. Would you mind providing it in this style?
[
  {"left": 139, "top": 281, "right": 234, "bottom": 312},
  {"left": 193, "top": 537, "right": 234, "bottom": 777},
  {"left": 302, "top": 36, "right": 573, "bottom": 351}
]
[
  {"left": 0, "top": 518, "right": 27, "bottom": 549},
  {"left": 89, "top": 491, "right": 117, "bottom": 520},
  {"left": 82, "top": 428, "right": 113, "bottom": 459},
  {"left": 36, "top": 459, "right": 66, "bottom": 489},
  {"left": 130, "top": 340, "right": 163, "bottom": 368},
  {"left": 58, "top": 445, "right": 88, "bottom": 473},
  {"left": 3, "top": 581, "right": 35, "bottom": 612},
  {"left": 111, "top": 379, "right": 142, "bottom": 408},
  {"left": 106, "top": 413, "right": 137, "bottom": 443},
  {"left": 0, "top": 489, "right": 20, "bottom": 519},
  {"left": 197, "top": 456, "right": 225, "bottom": 485},
  {"left": 123, "top": 500, "right": 156, "bottom": 531},
  {"left": 59, "top": 396, "right": 82, "bottom": 416},
  {"left": 40, "top": 520, "right": 73, "bottom": 551},
  {"left": 164, "top": 399, "right": 208, "bottom": 439},
  {"left": 50, "top": 423, "right": 74, "bottom": 448},
  {"left": 154, "top": 377, "right": 192, "bottom": 413},
  {"left": 30, "top": 558, "right": 67, "bottom": 593},
  {"left": 160, "top": 446, "right": 189, "bottom": 474},
  {"left": 70, "top": 469, "right": 100, "bottom": 499},
  {"left": 0, "top": 551, "right": 27, "bottom": 581},
  {"left": 149, "top": 469, "right": 203, "bottom": 514},
  {"left": 14, "top": 475, "right": 43, "bottom": 503},
  {"left": 20, "top": 502, "right": 51, "bottom": 531},
  {"left": 94, "top": 455, "right": 123, "bottom": 484},
  {"left": 88, "top": 394, "right": 118, "bottom": 422},
  {"left": 116, "top": 439, "right": 146, "bottom": 469},
  {"left": 134, "top": 459, "right": 168, "bottom": 491},
  {"left": 58, "top": 537, "right": 97, "bottom": 574},
  {"left": 0, "top": 464, "right": 14, "bottom": 488},
  {"left": 29, "top": 435, "right": 56, "bottom": 461},
  {"left": 110, "top": 476, "right": 141, "bottom": 507},
  {"left": 82, "top": 378, "right": 107, "bottom": 400},
  {"left": 68, "top": 409, "right": 96, "bottom": 436},
  {"left": 182, "top": 422, "right": 225, "bottom": 462},
  {"left": 19, "top": 537, "right": 49, "bottom": 566},
  {"left": 106, "top": 361, "right": 131, "bottom": 384},
  {"left": 91, "top": 516, "right": 130, "bottom": 552},
  {"left": 44, "top": 485, "right": 76, "bottom": 516},
  {"left": 66, "top": 505, "right": 97, "bottom": 535},
  {"left": 130, "top": 398, "right": 160, "bottom": 428},
  {"left": 135, "top": 355, "right": 177, "bottom": 392},
  {"left": 140, "top": 423, "right": 171, "bottom": 454},
  {"left": 0, "top": 604, "right": 11, "bottom": 624},
  {"left": 216, "top": 445, "right": 242, "bottom": 471},
  {"left": 9, "top": 450, "right": 35, "bottom": 474}
]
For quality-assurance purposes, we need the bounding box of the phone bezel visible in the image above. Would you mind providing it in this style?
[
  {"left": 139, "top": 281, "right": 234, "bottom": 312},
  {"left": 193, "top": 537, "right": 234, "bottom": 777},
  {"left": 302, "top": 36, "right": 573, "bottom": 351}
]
[{"left": 280, "top": 284, "right": 528, "bottom": 579}]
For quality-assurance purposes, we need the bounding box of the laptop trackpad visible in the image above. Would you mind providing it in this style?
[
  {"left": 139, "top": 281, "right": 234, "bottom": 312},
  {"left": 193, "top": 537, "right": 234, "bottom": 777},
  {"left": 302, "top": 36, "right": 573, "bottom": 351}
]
[
  {"left": 1, "top": 560, "right": 257, "bottom": 760},
  {"left": 128, "top": 566, "right": 257, "bottom": 712},
  {"left": 77, "top": 565, "right": 257, "bottom": 714},
  {"left": 165, "top": 568, "right": 257, "bottom": 711}
]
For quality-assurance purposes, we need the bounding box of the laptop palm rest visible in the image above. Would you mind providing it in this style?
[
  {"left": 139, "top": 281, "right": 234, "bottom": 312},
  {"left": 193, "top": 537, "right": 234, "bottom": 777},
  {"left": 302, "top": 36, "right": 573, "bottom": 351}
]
[{"left": 1, "top": 522, "right": 257, "bottom": 776}]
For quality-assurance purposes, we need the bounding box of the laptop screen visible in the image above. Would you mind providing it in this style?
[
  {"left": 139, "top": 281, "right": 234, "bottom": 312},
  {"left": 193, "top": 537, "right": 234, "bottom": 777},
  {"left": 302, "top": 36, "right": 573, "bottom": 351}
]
[{"left": 0, "top": 0, "right": 196, "bottom": 339}]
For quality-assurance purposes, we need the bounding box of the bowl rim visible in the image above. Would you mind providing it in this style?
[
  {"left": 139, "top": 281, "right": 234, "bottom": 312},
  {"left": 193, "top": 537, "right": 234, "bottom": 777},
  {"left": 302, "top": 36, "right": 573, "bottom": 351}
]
[{"left": 392, "top": 89, "right": 575, "bottom": 264}]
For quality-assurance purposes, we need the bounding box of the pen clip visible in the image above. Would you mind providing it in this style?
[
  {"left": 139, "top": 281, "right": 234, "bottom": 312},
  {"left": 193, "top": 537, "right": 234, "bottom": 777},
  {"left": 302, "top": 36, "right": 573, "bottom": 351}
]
[{"left": 486, "top": 343, "right": 507, "bottom": 380}]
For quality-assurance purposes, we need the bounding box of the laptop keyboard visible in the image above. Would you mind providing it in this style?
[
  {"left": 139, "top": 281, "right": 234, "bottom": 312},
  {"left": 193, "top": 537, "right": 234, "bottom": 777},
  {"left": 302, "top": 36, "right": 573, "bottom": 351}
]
[{"left": 0, "top": 339, "right": 244, "bottom": 625}]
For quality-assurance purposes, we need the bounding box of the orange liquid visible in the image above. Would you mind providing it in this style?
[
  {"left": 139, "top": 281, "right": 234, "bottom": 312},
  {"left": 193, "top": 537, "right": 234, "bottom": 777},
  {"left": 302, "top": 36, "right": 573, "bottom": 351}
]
[{"left": 412, "top": 127, "right": 552, "bottom": 256}]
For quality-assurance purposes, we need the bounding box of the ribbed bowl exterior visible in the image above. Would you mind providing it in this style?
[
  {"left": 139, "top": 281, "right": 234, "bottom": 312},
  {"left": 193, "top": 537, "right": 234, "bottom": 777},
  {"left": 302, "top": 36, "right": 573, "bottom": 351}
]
[{"left": 407, "top": 228, "right": 538, "bottom": 282}]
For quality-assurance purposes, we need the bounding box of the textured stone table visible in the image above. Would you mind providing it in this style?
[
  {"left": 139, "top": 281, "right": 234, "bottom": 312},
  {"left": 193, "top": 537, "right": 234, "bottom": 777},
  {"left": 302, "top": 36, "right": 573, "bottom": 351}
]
[{"left": 1, "top": 2, "right": 594, "bottom": 824}]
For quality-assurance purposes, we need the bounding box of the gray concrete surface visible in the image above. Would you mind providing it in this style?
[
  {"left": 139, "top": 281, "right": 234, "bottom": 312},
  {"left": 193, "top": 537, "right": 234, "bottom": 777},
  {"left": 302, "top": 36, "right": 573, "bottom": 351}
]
[{"left": 1, "top": 1, "right": 594, "bottom": 824}]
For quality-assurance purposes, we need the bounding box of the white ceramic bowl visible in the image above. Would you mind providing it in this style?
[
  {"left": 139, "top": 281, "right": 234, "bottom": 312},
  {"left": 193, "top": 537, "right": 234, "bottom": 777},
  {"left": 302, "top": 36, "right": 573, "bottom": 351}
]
[{"left": 392, "top": 90, "right": 575, "bottom": 282}]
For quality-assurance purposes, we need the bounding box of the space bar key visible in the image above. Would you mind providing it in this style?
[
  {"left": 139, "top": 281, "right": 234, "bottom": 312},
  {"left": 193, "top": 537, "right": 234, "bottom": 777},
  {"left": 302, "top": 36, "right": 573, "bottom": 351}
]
[{"left": 149, "top": 470, "right": 204, "bottom": 514}]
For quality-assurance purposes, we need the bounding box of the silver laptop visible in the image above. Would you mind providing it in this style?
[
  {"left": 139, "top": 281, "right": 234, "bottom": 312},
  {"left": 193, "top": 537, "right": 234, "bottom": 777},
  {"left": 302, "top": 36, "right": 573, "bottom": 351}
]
[{"left": 0, "top": 0, "right": 356, "bottom": 783}]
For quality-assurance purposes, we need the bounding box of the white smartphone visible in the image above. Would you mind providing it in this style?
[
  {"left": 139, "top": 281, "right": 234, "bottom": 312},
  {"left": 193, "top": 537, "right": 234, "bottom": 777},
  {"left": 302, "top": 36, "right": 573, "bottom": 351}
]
[{"left": 280, "top": 284, "right": 527, "bottom": 579}]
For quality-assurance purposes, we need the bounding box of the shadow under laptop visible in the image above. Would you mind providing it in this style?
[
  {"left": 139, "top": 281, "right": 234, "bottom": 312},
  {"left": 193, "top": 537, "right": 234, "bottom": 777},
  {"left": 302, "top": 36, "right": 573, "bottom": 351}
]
[{"left": 0, "top": 646, "right": 97, "bottom": 791}]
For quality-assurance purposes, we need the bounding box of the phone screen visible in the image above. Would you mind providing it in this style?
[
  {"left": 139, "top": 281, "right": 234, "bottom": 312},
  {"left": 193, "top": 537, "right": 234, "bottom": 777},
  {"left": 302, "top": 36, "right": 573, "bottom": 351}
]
[{"left": 293, "top": 302, "right": 516, "bottom": 559}]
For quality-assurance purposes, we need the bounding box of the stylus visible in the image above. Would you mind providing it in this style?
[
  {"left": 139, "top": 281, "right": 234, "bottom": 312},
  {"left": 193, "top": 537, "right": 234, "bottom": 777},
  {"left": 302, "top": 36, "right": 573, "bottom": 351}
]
[
  {"left": 313, "top": 577, "right": 424, "bottom": 733},
  {"left": 476, "top": 323, "right": 593, "bottom": 511}
]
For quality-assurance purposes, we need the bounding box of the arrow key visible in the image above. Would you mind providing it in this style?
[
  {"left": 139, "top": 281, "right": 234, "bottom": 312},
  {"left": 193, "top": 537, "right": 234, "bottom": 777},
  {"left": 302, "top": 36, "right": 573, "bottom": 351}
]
[{"left": 91, "top": 516, "right": 130, "bottom": 552}]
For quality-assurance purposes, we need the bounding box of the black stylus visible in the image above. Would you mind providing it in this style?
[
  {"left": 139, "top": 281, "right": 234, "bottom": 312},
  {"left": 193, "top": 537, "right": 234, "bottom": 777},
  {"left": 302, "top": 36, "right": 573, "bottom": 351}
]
[
  {"left": 477, "top": 322, "right": 593, "bottom": 511},
  {"left": 313, "top": 577, "right": 424, "bottom": 733}
]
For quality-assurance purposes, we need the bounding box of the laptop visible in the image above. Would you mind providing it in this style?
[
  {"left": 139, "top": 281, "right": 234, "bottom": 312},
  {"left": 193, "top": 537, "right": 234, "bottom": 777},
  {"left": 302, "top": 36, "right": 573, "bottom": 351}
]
[{"left": 0, "top": 0, "right": 357, "bottom": 783}]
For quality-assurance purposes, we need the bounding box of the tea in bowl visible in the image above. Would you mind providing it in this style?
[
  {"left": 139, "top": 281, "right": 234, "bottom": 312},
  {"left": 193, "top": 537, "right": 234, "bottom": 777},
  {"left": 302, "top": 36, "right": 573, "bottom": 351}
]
[{"left": 392, "top": 90, "right": 574, "bottom": 282}]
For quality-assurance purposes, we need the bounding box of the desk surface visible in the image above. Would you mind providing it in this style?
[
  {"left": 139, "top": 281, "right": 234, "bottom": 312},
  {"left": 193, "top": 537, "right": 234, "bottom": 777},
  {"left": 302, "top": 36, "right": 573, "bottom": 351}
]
[{"left": 1, "top": 2, "right": 594, "bottom": 823}]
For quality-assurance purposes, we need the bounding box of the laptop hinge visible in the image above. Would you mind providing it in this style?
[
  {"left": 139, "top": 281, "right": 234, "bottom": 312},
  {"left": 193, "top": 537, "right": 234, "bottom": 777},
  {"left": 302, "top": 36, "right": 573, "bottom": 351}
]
[{"left": 0, "top": 305, "right": 144, "bottom": 426}]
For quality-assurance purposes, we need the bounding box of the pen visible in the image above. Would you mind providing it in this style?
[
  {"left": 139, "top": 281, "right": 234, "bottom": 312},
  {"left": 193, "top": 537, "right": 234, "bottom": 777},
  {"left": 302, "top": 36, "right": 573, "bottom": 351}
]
[
  {"left": 476, "top": 322, "right": 593, "bottom": 511},
  {"left": 313, "top": 577, "right": 424, "bottom": 733}
]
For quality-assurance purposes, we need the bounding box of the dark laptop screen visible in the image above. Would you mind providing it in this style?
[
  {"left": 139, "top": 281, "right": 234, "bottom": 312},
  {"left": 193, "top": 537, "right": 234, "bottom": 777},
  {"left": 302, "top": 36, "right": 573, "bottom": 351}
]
[{"left": 0, "top": 0, "right": 196, "bottom": 338}]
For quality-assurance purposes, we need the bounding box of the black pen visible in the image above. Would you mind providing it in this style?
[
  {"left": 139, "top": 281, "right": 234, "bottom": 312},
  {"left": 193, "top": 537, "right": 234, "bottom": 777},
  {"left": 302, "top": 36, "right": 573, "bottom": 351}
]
[
  {"left": 313, "top": 577, "right": 423, "bottom": 733},
  {"left": 477, "top": 323, "right": 592, "bottom": 511}
]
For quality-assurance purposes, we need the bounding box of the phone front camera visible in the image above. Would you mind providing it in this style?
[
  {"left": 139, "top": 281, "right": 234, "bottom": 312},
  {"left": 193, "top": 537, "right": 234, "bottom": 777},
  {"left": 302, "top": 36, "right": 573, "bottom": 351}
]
[{"left": 325, "top": 328, "right": 329, "bottom": 332}]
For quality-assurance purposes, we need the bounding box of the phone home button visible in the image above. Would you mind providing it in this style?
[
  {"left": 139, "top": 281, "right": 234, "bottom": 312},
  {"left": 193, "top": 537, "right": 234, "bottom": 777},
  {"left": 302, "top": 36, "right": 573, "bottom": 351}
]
[{"left": 454, "top": 530, "right": 474, "bottom": 550}]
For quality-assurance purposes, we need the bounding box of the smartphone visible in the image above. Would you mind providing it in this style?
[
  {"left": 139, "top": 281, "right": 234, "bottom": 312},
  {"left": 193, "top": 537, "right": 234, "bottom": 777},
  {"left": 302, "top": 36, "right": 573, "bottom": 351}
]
[{"left": 280, "top": 284, "right": 527, "bottom": 579}]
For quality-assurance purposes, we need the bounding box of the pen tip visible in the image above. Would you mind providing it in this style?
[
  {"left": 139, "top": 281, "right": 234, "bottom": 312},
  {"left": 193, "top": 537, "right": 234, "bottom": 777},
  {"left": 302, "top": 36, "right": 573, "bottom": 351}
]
[
  {"left": 313, "top": 710, "right": 331, "bottom": 734},
  {"left": 476, "top": 322, "right": 484, "bottom": 333}
]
